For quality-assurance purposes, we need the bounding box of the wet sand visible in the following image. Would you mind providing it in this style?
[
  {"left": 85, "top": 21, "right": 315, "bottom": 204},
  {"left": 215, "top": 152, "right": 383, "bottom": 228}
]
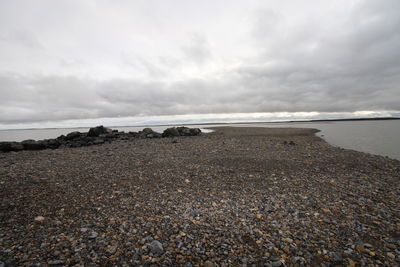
[{"left": 0, "top": 127, "right": 399, "bottom": 266}]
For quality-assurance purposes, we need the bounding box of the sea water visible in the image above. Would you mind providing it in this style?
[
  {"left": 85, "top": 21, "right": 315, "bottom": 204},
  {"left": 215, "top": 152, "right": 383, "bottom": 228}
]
[{"left": 0, "top": 120, "right": 399, "bottom": 160}]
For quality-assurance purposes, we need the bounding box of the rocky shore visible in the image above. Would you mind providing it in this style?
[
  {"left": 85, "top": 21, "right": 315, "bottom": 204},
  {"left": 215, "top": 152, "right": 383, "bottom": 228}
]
[
  {"left": 0, "top": 126, "right": 399, "bottom": 266},
  {"left": 0, "top": 125, "right": 201, "bottom": 153}
]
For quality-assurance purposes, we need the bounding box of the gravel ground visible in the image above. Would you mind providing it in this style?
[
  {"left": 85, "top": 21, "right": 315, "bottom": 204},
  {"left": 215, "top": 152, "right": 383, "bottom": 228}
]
[{"left": 0, "top": 126, "right": 399, "bottom": 267}]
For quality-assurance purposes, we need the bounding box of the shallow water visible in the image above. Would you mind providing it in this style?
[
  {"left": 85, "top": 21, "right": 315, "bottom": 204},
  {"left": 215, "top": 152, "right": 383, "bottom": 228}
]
[
  {"left": 225, "top": 120, "right": 400, "bottom": 160},
  {"left": 0, "top": 120, "right": 399, "bottom": 160}
]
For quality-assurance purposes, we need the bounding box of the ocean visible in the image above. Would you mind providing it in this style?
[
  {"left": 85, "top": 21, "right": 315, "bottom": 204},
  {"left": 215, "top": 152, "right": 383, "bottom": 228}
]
[{"left": 0, "top": 120, "right": 399, "bottom": 160}]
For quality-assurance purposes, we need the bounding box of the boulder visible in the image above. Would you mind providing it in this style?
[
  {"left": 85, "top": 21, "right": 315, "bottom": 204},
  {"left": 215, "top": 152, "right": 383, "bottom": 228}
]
[
  {"left": 149, "top": 240, "right": 164, "bottom": 256},
  {"left": 137, "top": 128, "right": 158, "bottom": 138},
  {"left": 100, "top": 133, "right": 118, "bottom": 140},
  {"left": 167, "top": 126, "right": 201, "bottom": 136},
  {"left": 92, "top": 138, "right": 105, "bottom": 145},
  {"left": 128, "top": 131, "right": 138, "bottom": 137},
  {"left": 42, "top": 139, "right": 61, "bottom": 149},
  {"left": 21, "top": 140, "right": 46, "bottom": 150},
  {"left": 162, "top": 127, "right": 180, "bottom": 137},
  {"left": 65, "top": 131, "right": 82, "bottom": 140},
  {"left": 56, "top": 135, "right": 66, "bottom": 141},
  {"left": 142, "top": 128, "right": 154, "bottom": 134},
  {"left": 87, "top": 125, "right": 113, "bottom": 137},
  {"left": 0, "top": 142, "right": 24, "bottom": 152},
  {"left": 189, "top": 128, "right": 201, "bottom": 136},
  {"left": 146, "top": 132, "right": 162, "bottom": 138}
]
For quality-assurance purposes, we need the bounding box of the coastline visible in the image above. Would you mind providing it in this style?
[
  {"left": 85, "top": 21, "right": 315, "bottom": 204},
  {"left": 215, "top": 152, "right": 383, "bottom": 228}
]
[{"left": 0, "top": 127, "right": 399, "bottom": 266}]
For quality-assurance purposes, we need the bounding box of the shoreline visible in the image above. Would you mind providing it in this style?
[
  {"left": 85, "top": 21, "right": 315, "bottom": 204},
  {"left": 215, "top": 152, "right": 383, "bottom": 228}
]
[
  {"left": 0, "top": 127, "right": 399, "bottom": 266},
  {"left": 0, "top": 116, "right": 399, "bottom": 131}
]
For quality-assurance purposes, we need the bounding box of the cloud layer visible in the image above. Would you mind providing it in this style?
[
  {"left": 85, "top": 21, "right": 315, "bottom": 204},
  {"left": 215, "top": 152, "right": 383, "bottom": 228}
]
[{"left": 0, "top": 0, "right": 399, "bottom": 125}]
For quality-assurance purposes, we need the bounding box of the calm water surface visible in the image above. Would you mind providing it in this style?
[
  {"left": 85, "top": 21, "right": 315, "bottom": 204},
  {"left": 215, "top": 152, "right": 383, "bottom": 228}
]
[{"left": 0, "top": 120, "right": 399, "bottom": 160}]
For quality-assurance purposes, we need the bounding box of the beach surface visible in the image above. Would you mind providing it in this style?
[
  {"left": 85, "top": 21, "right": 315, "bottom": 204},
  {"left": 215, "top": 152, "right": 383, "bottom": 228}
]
[{"left": 0, "top": 127, "right": 399, "bottom": 266}]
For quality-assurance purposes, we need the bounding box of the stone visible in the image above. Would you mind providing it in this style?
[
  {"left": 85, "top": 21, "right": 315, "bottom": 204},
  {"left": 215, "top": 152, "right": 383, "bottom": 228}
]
[
  {"left": 346, "top": 258, "right": 356, "bottom": 267},
  {"left": 331, "top": 252, "right": 343, "bottom": 263},
  {"left": 189, "top": 128, "right": 201, "bottom": 136},
  {"left": 65, "top": 131, "right": 82, "bottom": 140},
  {"left": 271, "top": 260, "right": 282, "bottom": 267},
  {"left": 21, "top": 140, "right": 46, "bottom": 150},
  {"left": 163, "top": 127, "right": 180, "bottom": 137},
  {"left": 149, "top": 240, "right": 164, "bottom": 255},
  {"left": 88, "top": 232, "right": 99, "bottom": 239},
  {"left": 34, "top": 216, "right": 45, "bottom": 222},
  {"left": 87, "top": 125, "right": 113, "bottom": 137},
  {"left": 0, "top": 142, "right": 24, "bottom": 152},
  {"left": 282, "top": 238, "right": 293, "bottom": 243},
  {"left": 204, "top": 260, "right": 214, "bottom": 267},
  {"left": 177, "top": 127, "right": 192, "bottom": 136},
  {"left": 43, "top": 139, "right": 61, "bottom": 149},
  {"left": 48, "top": 260, "right": 64, "bottom": 266},
  {"left": 355, "top": 245, "right": 365, "bottom": 253},
  {"left": 142, "top": 128, "right": 154, "bottom": 134},
  {"left": 182, "top": 208, "right": 201, "bottom": 218},
  {"left": 106, "top": 246, "right": 117, "bottom": 254},
  {"left": 387, "top": 252, "right": 395, "bottom": 259}
]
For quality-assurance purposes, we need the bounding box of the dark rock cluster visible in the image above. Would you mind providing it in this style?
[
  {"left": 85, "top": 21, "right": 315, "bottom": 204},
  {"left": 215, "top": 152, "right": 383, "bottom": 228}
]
[
  {"left": 162, "top": 126, "right": 201, "bottom": 137},
  {"left": 0, "top": 125, "right": 201, "bottom": 153}
]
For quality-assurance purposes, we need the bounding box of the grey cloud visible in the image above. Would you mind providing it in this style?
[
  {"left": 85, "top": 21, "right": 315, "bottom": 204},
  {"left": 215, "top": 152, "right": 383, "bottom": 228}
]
[
  {"left": 181, "top": 34, "right": 212, "bottom": 65},
  {"left": 2, "top": 30, "right": 44, "bottom": 49},
  {"left": 0, "top": 0, "right": 399, "bottom": 125}
]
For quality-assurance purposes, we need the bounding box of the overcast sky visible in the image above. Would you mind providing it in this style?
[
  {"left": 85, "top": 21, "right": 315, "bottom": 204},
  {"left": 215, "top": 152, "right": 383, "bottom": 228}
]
[{"left": 0, "top": 0, "right": 399, "bottom": 127}]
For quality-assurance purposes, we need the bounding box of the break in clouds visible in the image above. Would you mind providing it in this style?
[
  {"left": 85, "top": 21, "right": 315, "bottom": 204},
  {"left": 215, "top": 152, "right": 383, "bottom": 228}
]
[{"left": 0, "top": 0, "right": 399, "bottom": 125}]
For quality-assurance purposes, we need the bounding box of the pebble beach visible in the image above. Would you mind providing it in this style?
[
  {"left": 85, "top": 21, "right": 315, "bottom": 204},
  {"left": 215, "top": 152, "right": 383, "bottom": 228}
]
[{"left": 0, "top": 126, "right": 399, "bottom": 266}]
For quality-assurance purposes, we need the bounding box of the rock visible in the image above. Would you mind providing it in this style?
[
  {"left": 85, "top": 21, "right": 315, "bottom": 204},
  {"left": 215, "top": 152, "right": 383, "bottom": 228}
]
[
  {"left": 92, "top": 138, "right": 105, "bottom": 145},
  {"left": 128, "top": 131, "right": 138, "bottom": 137},
  {"left": 387, "top": 252, "right": 395, "bottom": 259},
  {"left": 149, "top": 240, "right": 164, "bottom": 255},
  {"left": 271, "top": 260, "right": 282, "bottom": 267},
  {"left": 65, "top": 131, "right": 82, "bottom": 140},
  {"left": 0, "top": 142, "right": 24, "bottom": 152},
  {"left": 42, "top": 139, "right": 61, "bottom": 149},
  {"left": 88, "top": 232, "right": 99, "bottom": 239},
  {"left": 282, "top": 237, "right": 293, "bottom": 243},
  {"left": 204, "top": 260, "right": 214, "bottom": 267},
  {"left": 182, "top": 208, "right": 201, "bottom": 218},
  {"left": 282, "top": 141, "right": 296, "bottom": 145},
  {"left": 346, "top": 258, "right": 356, "bottom": 267},
  {"left": 106, "top": 246, "right": 117, "bottom": 254},
  {"left": 163, "top": 127, "right": 201, "bottom": 137},
  {"left": 34, "top": 216, "right": 45, "bottom": 222},
  {"left": 137, "top": 128, "right": 159, "bottom": 138},
  {"left": 177, "top": 127, "right": 192, "bottom": 136},
  {"left": 48, "top": 260, "right": 64, "bottom": 266},
  {"left": 56, "top": 134, "right": 66, "bottom": 141},
  {"left": 355, "top": 244, "right": 365, "bottom": 253},
  {"left": 331, "top": 252, "right": 343, "bottom": 263},
  {"left": 189, "top": 128, "right": 201, "bottom": 136},
  {"left": 177, "top": 127, "right": 201, "bottom": 136},
  {"left": 146, "top": 132, "right": 162, "bottom": 138},
  {"left": 142, "top": 128, "right": 154, "bottom": 134},
  {"left": 21, "top": 139, "right": 46, "bottom": 150},
  {"left": 140, "top": 236, "right": 154, "bottom": 245},
  {"left": 87, "top": 125, "right": 113, "bottom": 137},
  {"left": 163, "top": 127, "right": 180, "bottom": 137},
  {"left": 270, "top": 256, "right": 280, "bottom": 262}
]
